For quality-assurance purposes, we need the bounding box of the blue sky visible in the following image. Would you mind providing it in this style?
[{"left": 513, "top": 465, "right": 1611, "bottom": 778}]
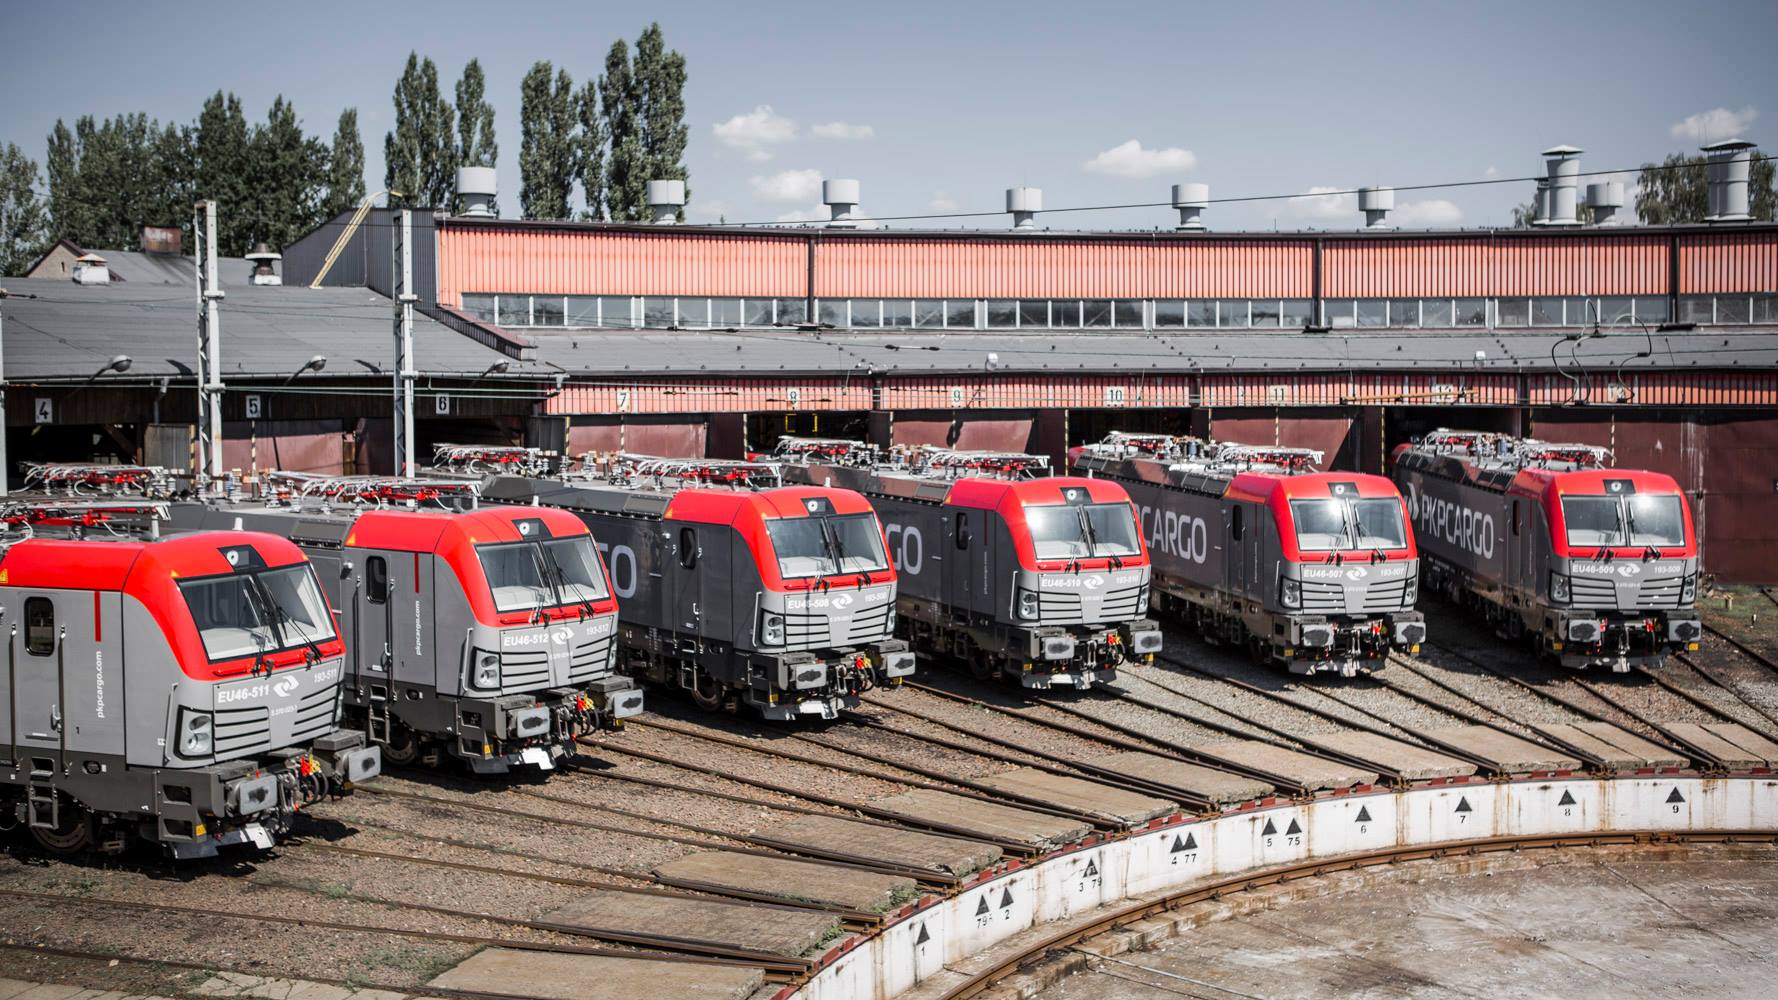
[{"left": 5, "top": 0, "right": 1774, "bottom": 232}]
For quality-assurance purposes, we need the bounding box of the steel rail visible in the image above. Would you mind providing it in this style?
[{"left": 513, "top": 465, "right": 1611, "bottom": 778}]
[
  {"left": 1673, "top": 653, "right": 1778, "bottom": 730},
  {"left": 904, "top": 680, "right": 1311, "bottom": 796},
  {"left": 1380, "top": 653, "right": 1611, "bottom": 770},
  {"left": 1703, "top": 621, "right": 1778, "bottom": 676},
  {"left": 934, "top": 830, "right": 1778, "bottom": 1000}
]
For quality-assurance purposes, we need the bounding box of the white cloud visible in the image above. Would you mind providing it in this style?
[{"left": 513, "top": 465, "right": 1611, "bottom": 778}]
[
  {"left": 811, "top": 121, "right": 874, "bottom": 140},
  {"left": 1288, "top": 186, "right": 1357, "bottom": 219},
  {"left": 750, "top": 168, "right": 824, "bottom": 203},
  {"left": 775, "top": 205, "right": 828, "bottom": 224},
  {"left": 1083, "top": 139, "right": 1197, "bottom": 179},
  {"left": 1393, "top": 199, "right": 1463, "bottom": 227},
  {"left": 1483, "top": 165, "right": 1500, "bottom": 178},
  {"left": 713, "top": 105, "right": 798, "bottom": 161},
  {"left": 928, "top": 191, "right": 959, "bottom": 212},
  {"left": 1670, "top": 105, "right": 1758, "bottom": 143}
]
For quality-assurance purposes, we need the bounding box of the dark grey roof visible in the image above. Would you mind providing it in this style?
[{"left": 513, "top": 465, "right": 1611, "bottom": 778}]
[
  {"left": 519, "top": 325, "right": 1778, "bottom": 377},
  {"left": 0, "top": 278, "right": 540, "bottom": 381}
]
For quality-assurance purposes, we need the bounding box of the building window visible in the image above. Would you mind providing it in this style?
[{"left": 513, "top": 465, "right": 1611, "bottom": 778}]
[
  {"left": 1322, "top": 299, "right": 1355, "bottom": 328},
  {"left": 884, "top": 300, "right": 913, "bottom": 328},
  {"left": 531, "top": 296, "right": 565, "bottom": 327},
  {"left": 565, "top": 295, "right": 598, "bottom": 326},
  {"left": 778, "top": 298, "right": 808, "bottom": 325},
  {"left": 1679, "top": 296, "right": 1713, "bottom": 325},
  {"left": 818, "top": 299, "right": 849, "bottom": 327},
  {"left": 1529, "top": 297, "right": 1565, "bottom": 326},
  {"left": 1455, "top": 298, "right": 1487, "bottom": 326},
  {"left": 1716, "top": 295, "right": 1752, "bottom": 324},
  {"left": 712, "top": 298, "right": 742, "bottom": 327},
  {"left": 1387, "top": 299, "right": 1419, "bottom": 328},
  {"left": 1355, "top": 299, "right": 1386, "bottom": 327},
  {"left": 601, "top": 296, "right": 634, "bottom": 328},
  {"left": 1634, "top": 296, "right": 1670, "bottom": 324},
  {"left": 1216, "top": 299, "right": 1248, "bottom": 327},
  {"left": 1018, "top": 300, "right": 1048, "bottom": 328},
  {"left": 1496, "top": 298, "right": 1530, "bottom": 327},
  {"left": 914, "top": 299, "right": 944, "bottom": 328},
  {"left": 497, "top": 295, "right": 530, "bottom": 327},
  {"left": 1052, "top": 300, "right": 1082, "bottom": 328},
  {"left": 1113, "top": 300, "right": 1146, "bottom": 328},
  {"left": 639, "top": 297, "right": 672, "bottom": 328},
  {"left": 1421, "top": 299, "right": 1453, "bottom": 328},
  {"left": 1280, "top": 299, "right": 1313, "bottom": 328},
  {"left": 1082, "top": 300, "right": 1113, "bottom": 328},
  {"left": 945, "top": 299, "right": 978, "bottom": 329},
  {"left": 1154, "top": 300, "right": 1186, "bottom": 329},
  {"left": 1755, "top": 294, "right": 1778, "bottom": 325},
  {"left": 1597, "top": 296, "right": 1634, "bottom": 326},
  {"left": 850, "top": 299, "right": 881, "bottom": 328},
  {"left": 1250, "top": 299, "right": 1281, "bottom": 328},
  {"left": 1187, "top": 300, "right": 1216, "bottom": 327},
  {"left": 984, "top": 299, "right": 1017, "bottom": 328},
  {"left": 744, "top": 299, "right": 774, "bottom": 326},
  {"left": 677, "top": 298, "right": 710, "bottom": 328},
  {"left": 461, "top": 294, "right": 497, "bottom": 323}
]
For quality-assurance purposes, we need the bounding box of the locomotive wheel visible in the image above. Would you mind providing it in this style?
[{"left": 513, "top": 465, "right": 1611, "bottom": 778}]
[
  {"left": 29, "top": 800, "right": 96, "bottom": 855},
  {"left": 380, "top": 726, "right": 423, "bottom": 767},
  {"left": 689, "top": 671, "right": 727, "bottom": 712},
  {"left": 968, "top": 651, "right": 996, "bottom": 681}
]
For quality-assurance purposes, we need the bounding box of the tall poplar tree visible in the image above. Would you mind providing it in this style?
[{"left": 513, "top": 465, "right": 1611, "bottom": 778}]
[
  {"left": 194, "top": 92, "right": 253, "bottom": 251},
  {"left": 384, "top": 52, "right": 456, "bottom": 208},
  {"left": 634, "top": 22, "right": 689, "bottom": 216},
  {"left": 518, "top": 61, "right": 578, "bottom": 219},
  {"left": 246, "top": 96, "right": 328, "bottom": 251},
  {"left": 455, "top": 58, "right": 498, "bottom": 168},
  {"left": 576, "top": 78, "right": 607, "bottom": 220},
  {"left": 599, "top": 39, "right": 645, "bottom": 221},
  {"left": 323, "top": 108, "right": 367, "bottom": 218},
  {"left": 0, "top": 143, "right": 48, "bottom": 274}
]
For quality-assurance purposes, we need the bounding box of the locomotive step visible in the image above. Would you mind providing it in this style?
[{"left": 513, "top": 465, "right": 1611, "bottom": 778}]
[
  {"left": 429, "top": 947, "right": 763, "bottom": 1000},
  {"left": 1421, "top": 725, "right": 1583, "bottom": 773},
  {"left": 654, "top": 850, "right": 918, "bottom": 913},
  {"left": 1534, "top": 722, "right": 1688, "bottom": 769},
  {"left": 1080, "top": 751, "right": 1273, "bottom": 805},
  {"left": 1309, "top": 732, "right": 1477, "bottom": 780},
  {"left": 974, "top": 767, "right": 1178, "bottom": 827},
  {"left": 755, "top": 813, "right": 1003, "bottom": 878},
  {"left": 1663, "top": 723, "right": 1778, "bottom": 769},
  {"left": 1187, "top": 740, "right": 1382, "bottom": 791},
  {"left": 869, "top": 788, "right": 1093, "bottom": 851},
  {"left": 539, "top": 890, "right": 839, "bottom": 959}
]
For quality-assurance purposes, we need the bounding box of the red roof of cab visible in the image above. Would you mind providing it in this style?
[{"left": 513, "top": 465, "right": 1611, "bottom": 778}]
[
  {"left": 1228, "top": 470, "right": 1418, "bottom": 563},
  {"left": 1515, "top": 467, "right": 1697, "bottom": 558},
  {"left": 665, "top": 485, "right": 893, "bottom": 591},
  {"left": 947, "top": 475, "right": 1151, "bottom": 571}
]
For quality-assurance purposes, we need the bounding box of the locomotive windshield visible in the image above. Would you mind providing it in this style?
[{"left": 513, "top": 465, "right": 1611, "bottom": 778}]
[
  {"left": 1289, "top": 498, "right": 1408, "bottom": 551},
  {"left": 1562, "top": 494, "right": 1686, "bottom": 548},
  {"left": 180, "top": 565, "right": 337, "bottom": 661},
  {"left": 767, "top": 513, "right": 890, "bottom": 578},
  {"left": 478, "top": 537, "right": 611, "bottom": 612},
  {"left": 1027, "top": 503, "right": 1143, "bottom": 559}
]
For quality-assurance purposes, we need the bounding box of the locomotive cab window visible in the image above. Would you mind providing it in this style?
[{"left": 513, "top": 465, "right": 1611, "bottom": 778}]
[
  {"left": 366, "top": 556, "right": 388, "bottom": 604},
  {"left": 1561, "top": 496, "right": 1626, "bottom": 547},
  {"left": 1231, "top": 506, "right": 1244, "bottom": 541},
  {"left": 1349, "top": 498, "right": 1408, "bottom": 549},
  {"left": 1289, "top": 499, "right": 1348, "bottom": 551},
  {"left": 954, "top": 512, "right": 970, "bottom": 550},
  {"left": 678, "top": 528, "right": 698, "bottom": 569},
  {"left": 24, "top": 597, "right": 55, "bottom": 656},
  {"left": 765, "top": 514, "right": 887, "bottom": 578},
  {"left": 179, "top": 566, "right": 337, "bottom": 661},
  {"left": 1626, "top": 494, "right": 1686, "bottom": 547}
]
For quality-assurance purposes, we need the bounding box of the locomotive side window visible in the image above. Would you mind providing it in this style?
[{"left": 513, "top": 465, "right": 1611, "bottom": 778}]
[
  {"left": 1231, "top": 506, "right": 1244, "bottom": 541},
  {"left": 1511, "top": 500, "right": 1520, "bottom": 536},
  {"left": 24, "top": 597, "right": 55, "bottom": 656},
  {"left": 366, "top": 556, "right": 388, "bottom": 604},
  {"left": 955, "top": 513, "right": 970, "bottom": 550},
  {"left": 678, "top": 528, "right": 698, "bottom": 569}
]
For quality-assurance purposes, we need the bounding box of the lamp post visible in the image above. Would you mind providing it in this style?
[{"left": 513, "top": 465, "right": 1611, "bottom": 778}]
[{"left": 271, "top": 355, "right": 327, "bottom": 471}]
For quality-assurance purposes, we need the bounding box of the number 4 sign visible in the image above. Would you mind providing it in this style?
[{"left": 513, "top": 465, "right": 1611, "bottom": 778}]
[{"left": 34, "top": 398, "right": 52, "bottom": 424}]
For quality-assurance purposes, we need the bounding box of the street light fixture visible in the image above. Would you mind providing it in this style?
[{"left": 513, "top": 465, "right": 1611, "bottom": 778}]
[{"left": 272, "top": 354, "right": 328, "bottom": 471}]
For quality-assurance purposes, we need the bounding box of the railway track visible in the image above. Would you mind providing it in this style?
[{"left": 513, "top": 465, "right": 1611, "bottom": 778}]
[{"left": 933, "top": 831, "right": 1778, "bottom": 1000}]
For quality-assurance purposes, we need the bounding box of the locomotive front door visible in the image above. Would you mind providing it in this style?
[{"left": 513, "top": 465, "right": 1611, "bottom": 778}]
[
  {"left": 356, "top": 554, "right": 394, "bottom": 681},
  {"left": 9, "top": 593, "right": 66, "bottom": 766}
]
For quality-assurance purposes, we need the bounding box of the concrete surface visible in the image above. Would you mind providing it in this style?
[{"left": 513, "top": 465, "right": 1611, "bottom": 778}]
[
  {"left": 653, "top": 850, "right": 916, "bottom": 912},
  {"left": 429, "top": 948, "right": 761, "bottom": 1000},
  {"left": 1427, "top": 724, "right": 1582, "bottom": 771},
  {"left": 872, "top": 787, "right": 1092, "bottom": 850},
  {"left": 1666, "top": 723, "right": 1777, "bottom": 768},
  {"left": 1188, "top": 739, "right": 1378, "bottom": 790},
  {"left": 1309, "top": 731, "right": 1476, "bottom": 779},
  {"left": 539, "top": 889, "right": 838, "bottom": 958},
  {"left": 1081, "top": 751, "right": 1272, "bottom": 804},
  {"left": 1537, "top": 721, "right": 1687, "bottom": 769},
  {"left": 973, "top": 768, "right": 1178, "bottom": 826},
  {"left": 759, "top": 813, "right": 1002, "bottom": 876},
  {"left": 1044, "top": 849, "right": 1778, "bottom": 1000}
]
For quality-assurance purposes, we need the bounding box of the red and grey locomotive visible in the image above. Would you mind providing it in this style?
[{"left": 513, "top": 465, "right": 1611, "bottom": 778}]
[
  {"left": 173, "top": 475, "right": 641, "bottom": 773},
  {"left": 0, "top": 500, "right": 379, "bottom": 857},
  {"left": 1071, "top": 433, "right": 1426, "bottom": 676},
  {"left": 481, "top": 456, "right": 915, "bottom": 721},
  {"left": 1391, "top": 430, "right": 1701, "bottom": 670},
  {"left": 772, "top": 438, "right": 1161, "bottom": 689}
]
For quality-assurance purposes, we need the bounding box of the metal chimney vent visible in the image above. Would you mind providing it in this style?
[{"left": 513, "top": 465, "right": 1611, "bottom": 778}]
[
  {"left": 1171, "top": 183, "right": 1209, "bottom": 231},
  {"left": 1006, "top": 187, "right": 1042, "bottom": 230},
  {"left": 455, "top": 166, "right": 498, "bottom": 218},
  {"left": 823, "top": 179, "right": 861, "bottom": 228},
  {"left": 1585, "top": 181, "right": 1625, "bottom": 226},
  {"left": 72, "top": 252, "right": 111, "bottom": 285},
  {"left": 1702, "top": 139, "right": 1756, "bottom": 223},
  {"left": 245, "top": 242, "right": 283, "bottom": 285},
  {"left": 1536, "top": 145, "right": 1583, "bottom": 226},
  {"left": 647, "top": 179, "right": 686, "bottom": 224},
  {"left": 1358, "top": 186, "right": 1394, "bottom": 229}
]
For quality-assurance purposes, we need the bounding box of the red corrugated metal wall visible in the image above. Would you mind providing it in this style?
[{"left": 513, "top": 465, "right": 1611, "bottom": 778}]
[
  {"left": 1322, "top": 235, "right": 1670, "bottom": 297},
  {"left": 1679, "top": 232, "right": 1778, "bottom": 293}
]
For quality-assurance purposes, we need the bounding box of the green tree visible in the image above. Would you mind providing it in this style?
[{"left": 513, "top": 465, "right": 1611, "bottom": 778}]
[
  {"left": 1636, "top": 151, "right": 1776, "bottom": 224},
  {"left": 634, "top": 22, "right": 689, "bottom": 216},
  {"left": 44, "top": 114, "right": 188, "bottom": 251},
  {"left": 576, "top": 78, "right": 607, "bottom": 220},
  {"left": 599, "top": 39, "right": 645, "bottom": 221},
  {"left": 246, "top": 96, "right": 328, "bottom": 251},
  {"left": 384, "top": 52, "right": 457, "bottom": 208},
  {"left": 45, "top": 120, "right": 85, "bottom": 242},
  {"left": 0, "top": 143, "right": 49, "bottom": 274},
  {"left": 518, "top": 61, "right": 578, "bottom": 219},
  {"left": 194, "top": 92, "right": 254, "bottom": 252},
  {"left": 323, "top": 108, "right": 367, "bottom": 218},
  {"left": 455, "top": 58, "right": 497, "bottom": 169}
]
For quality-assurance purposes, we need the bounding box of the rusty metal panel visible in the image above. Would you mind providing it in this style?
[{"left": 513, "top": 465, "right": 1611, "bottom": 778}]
[
  {"left": 568, "top": 418, "right": 708, "bottom": 458},
  {"left": 436, "top": 225, "right": 808, "bottom": 306},
  {"left": 1204, "top": 411, "right": 1354, "bottom": 460},
  {"left": 1526, "top": 372, "right": 1778, "bottom": 408},
  {"left": 1700, "top": 413, "right": 1778, "bottom": 582},
  {"left": 547, "top": 378, "right": 871, "bottom": 415},
  {"left": 1678, "top": 232, "right": 1778, "bottom": 293},
  {"left": 890, "top": 414, "right": 1035, "bottom": 452}
]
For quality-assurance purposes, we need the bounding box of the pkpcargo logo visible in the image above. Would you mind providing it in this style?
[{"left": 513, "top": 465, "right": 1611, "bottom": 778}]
[
  {"left": 273, "top": 676, "right": 300, "bottom": 698},
  {"left": 1139, "top": 505, "right": 1209, "bottom": 564},
  {"left": 1405, "top": 482, "right": 1495, "bottom": 560}
]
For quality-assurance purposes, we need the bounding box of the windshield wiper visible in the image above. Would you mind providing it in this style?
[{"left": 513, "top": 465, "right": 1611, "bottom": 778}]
[
  {"left": 252, "top": 574, "right": 324, "bottom": 665},
  {"left": 539, "top": 543, "right": 597, "bottom": 620}
]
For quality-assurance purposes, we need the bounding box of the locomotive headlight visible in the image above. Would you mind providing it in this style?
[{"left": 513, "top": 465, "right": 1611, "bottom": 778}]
[
  {"left": 472, "top": 651, "right": 501, "bottom": 690},
  {"left": 1681, "top": 573, "right": 1696, "bottom": 604},
  {"left": 1403, "top": 575, "right": 1418, "bottom": 605},
  {"left": 1017, "top": 589, "right": 1040, "bottom": 621},
  {"left": 1280, "top": 577, "right": 1301, "bottom": 609},
  {"left": 179, "top": 710, "right": 213, "bottom": 756},
  {"left": 1549, "top": 572, "right": 1571, "bottom": 604},
  {"left": 761, "top": 613, "right": 785, "bottom": 646}
]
